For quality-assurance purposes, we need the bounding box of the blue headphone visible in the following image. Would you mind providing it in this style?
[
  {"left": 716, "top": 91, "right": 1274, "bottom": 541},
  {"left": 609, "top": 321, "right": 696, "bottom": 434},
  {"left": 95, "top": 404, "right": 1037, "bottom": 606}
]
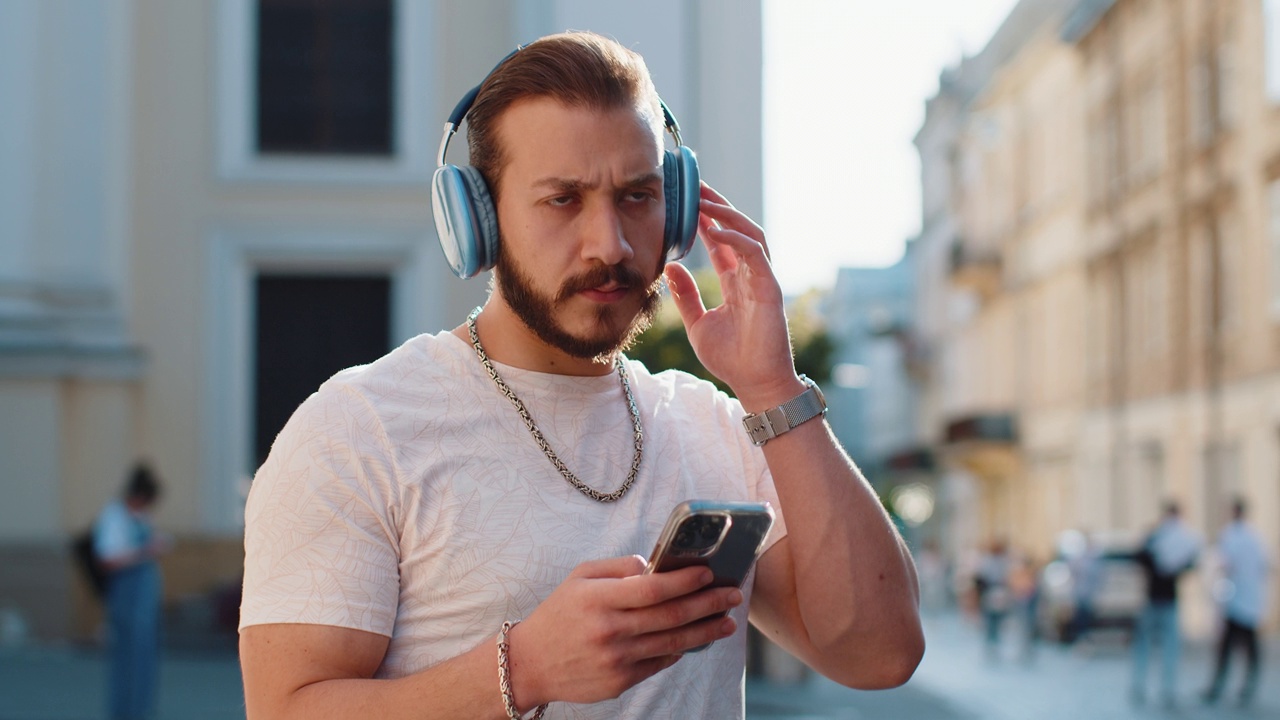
[{"left": 431, "top": 47, "right": 701, "bottom": 279}]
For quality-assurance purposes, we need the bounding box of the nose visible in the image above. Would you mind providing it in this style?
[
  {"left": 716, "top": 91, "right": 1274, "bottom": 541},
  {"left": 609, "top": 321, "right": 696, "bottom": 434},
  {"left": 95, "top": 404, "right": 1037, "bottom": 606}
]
[{"left": 578, "top": 200, "right": 634, "bottom": 266}]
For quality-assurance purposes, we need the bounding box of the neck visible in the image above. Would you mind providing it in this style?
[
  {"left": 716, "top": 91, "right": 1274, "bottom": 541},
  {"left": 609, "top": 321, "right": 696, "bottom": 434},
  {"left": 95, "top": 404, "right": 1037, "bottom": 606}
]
[{"left": 453, "top": 301, "right": 617, "bottom": 376}]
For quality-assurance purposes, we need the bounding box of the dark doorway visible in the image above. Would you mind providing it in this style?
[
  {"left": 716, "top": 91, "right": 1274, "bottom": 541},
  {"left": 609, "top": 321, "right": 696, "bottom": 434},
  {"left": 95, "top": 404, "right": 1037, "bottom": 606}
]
[{"left": 253, "top": 273, "right": 391, "bottom": 469}]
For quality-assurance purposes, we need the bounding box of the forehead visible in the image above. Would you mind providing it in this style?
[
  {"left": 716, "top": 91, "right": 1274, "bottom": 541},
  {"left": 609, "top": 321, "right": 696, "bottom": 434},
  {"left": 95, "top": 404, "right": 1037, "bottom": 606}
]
[{"left": 494, "top": 97, "right": 664, "bottom": 185}]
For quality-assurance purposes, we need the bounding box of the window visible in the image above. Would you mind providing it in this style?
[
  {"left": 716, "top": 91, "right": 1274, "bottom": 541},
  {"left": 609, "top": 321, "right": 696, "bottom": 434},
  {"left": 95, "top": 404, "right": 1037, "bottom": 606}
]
[
  {"left": 1133, "top": 441, "right": 1165, "bottom": 530},
  {"left": 216, "top": 0, "right": 433, "bottom": 183},
  {"left": 1130, "top": 76, "right": 1164, "bottom": 182},
  {"left": 1128, "top": 241, "right": 1166, "bottom": 358},
  {"left": 1189, "top": 51, "right": 1214, "bottom": 147},
  {"left": 1216, "top": 211, "right": 1240, "bottom": 331},
  {"left": 256, "top": 0, "right": 394, "bottom": 156}
]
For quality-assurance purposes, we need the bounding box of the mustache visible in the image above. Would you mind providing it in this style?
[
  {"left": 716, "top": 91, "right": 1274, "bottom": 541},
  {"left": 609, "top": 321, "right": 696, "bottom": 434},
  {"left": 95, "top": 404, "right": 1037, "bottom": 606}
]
[{"left": 556, "top": 264, "right": 649, "bottom": 302}]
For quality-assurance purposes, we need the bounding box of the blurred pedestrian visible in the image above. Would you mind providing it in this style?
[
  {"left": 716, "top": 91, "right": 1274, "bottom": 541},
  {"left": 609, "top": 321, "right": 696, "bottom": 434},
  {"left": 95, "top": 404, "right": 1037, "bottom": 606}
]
[
  {"left": 974, "top": 539, "right": 1012, "bottom": 662},
  {"left": 1009, "top": 552, "right": 1040, "bottom": 664},
  {"left": 1130, "top": 501, "right": 1200, "bottom": 709},
  {"left": 1067, "top": 532, "right": 1102, "bottom": 644},
  {"left": 917, "top": 540, "right": 950, "bottom": 614},
  {"left": 1201, "top": 498, "right": 1272, "bottom": 707},
  {"left": 93, "top": 463, "right": 170, "bottom": 720}
]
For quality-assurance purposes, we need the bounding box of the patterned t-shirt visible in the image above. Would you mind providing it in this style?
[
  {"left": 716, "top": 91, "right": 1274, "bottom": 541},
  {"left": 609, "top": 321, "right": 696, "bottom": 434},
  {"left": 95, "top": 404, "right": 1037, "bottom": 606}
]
[{"left": 240, "top": 330, "right": 787, "bottom": 718}]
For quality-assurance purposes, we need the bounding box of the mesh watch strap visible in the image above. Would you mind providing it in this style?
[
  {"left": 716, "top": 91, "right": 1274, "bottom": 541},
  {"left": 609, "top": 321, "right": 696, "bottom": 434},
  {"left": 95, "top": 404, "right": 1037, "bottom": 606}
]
[{"left": 742, "top": 375, "right": 827, "bottom": 446}]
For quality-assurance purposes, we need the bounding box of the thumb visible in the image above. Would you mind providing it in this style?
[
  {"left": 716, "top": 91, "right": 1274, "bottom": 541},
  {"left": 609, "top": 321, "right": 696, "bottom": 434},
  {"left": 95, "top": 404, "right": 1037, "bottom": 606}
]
[
  {"left": 570, "top": 554, "right": 647, "bottom": 580},
  {"left": 663, "top": 262, "right": 707, "bottom": 331}
]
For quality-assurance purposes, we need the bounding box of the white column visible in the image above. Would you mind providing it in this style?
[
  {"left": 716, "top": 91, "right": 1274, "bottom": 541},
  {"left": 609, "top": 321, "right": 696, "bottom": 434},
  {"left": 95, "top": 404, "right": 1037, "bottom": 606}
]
[{"left": 0, "top": 0, "right": 135, "bottom": 358}]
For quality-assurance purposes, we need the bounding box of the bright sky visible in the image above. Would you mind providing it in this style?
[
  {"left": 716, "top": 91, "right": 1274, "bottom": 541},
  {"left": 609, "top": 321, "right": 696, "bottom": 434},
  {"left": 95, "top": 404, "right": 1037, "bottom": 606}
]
[{"left": 763, "top": 0, "right": 1021, "bottom": 295}]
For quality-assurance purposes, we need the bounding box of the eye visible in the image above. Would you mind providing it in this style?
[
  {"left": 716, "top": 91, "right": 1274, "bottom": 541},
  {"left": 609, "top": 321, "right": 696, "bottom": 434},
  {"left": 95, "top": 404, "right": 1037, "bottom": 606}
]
[
  {"left": 546, "top": 195, "right": 576, "bottom": 208},
  {"left": 622, "top": 190, "right": 656, "bottom": 204}
]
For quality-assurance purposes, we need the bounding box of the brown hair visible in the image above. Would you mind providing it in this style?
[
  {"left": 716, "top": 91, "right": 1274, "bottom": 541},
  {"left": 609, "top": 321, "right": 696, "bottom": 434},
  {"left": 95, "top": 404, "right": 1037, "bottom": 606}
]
[{"left": 464, "top": 31, "right": 664, "bottom": 199}]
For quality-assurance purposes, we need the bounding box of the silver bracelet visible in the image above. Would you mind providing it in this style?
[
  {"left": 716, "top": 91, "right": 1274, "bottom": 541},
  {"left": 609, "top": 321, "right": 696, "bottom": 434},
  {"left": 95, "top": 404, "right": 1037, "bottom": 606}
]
[{"left": 497, "top": 620, "right": 548, "bottom": 719}]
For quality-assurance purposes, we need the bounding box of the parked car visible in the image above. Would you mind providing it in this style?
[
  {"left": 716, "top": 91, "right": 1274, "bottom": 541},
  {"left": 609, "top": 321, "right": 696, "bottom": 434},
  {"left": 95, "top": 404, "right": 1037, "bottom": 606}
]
[{"left": 1038, "top": 530, "right": 1145, "bottom": 644}]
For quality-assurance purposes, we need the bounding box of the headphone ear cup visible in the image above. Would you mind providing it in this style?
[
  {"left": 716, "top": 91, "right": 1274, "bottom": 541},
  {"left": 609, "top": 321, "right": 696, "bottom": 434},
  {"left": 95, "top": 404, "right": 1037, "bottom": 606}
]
[
  {"left": 662, "top": 146, "right": 700, "bottom": 262},
  {"left": 430, "top": 164, "right": 500, "bottom": 278}
]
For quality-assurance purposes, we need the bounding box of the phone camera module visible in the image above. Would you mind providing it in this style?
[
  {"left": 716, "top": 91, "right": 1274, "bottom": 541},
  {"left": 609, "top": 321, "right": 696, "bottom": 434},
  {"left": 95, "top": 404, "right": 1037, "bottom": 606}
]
[{"left": 673, "top": 514, "right": 728, "bottom": 557}]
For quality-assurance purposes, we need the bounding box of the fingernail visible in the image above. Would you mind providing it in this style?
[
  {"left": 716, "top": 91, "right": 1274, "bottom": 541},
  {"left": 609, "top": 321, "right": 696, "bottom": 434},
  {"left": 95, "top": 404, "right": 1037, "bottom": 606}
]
[
  {"left": 727, "top": 589, "right": 743, "bottom": 606},
  {"left": 720, "top": 618, "right": 736, "bottom": 635},
  {"left": 699, "top": 568, "right": 714, "bottom": 584}
]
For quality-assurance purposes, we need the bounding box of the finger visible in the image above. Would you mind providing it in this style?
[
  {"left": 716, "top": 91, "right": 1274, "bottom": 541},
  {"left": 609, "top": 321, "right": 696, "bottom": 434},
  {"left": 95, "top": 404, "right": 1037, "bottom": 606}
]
[
  {"left": 570, "top": 555, "right": 648, "bottom": 580},
  {"left": 625, "top": 586, "right": 744, "bottom": 635},
  {"left": 699, "top": 190, "right": 766, "bottom": 245},
  {"left": 633, "top": 614, "right": 738, "bottom": 659},
  {"left": 699, "top": 181, "right": 736, "bottom": 210},
  {"left": 701, "top": 224, "right": 776, "bottom": 281},
  {"left": 613, "top": 564, "right": 714, "bottom": 610},
  {"left": 663, "top": 262, "right": 708, "bottom": 330}
]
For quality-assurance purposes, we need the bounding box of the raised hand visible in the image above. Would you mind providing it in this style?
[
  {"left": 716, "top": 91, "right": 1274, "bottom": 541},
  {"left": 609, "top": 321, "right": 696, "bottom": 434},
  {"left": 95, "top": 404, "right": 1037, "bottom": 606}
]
[{"left": 663, "top": 183, "right": 801, "bottom": 408}]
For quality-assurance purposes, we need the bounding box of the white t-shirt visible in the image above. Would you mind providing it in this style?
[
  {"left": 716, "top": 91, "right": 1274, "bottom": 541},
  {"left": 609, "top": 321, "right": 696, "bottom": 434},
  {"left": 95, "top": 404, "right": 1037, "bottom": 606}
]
[
  {"left": 240, "top": 330, "right": 787, "bottom": 718},
  {"left": 1218, "top": 521, "right": 1271, "bottom": 626},
  {"left": 94, "top": 499, "right": 145, "bottom": 562}
]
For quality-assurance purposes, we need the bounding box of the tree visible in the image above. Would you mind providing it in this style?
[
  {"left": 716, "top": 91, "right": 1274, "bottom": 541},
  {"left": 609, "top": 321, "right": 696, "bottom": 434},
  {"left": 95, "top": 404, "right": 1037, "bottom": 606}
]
[{"left": 628, "top": 270, "right": 834, "bottom": 394}]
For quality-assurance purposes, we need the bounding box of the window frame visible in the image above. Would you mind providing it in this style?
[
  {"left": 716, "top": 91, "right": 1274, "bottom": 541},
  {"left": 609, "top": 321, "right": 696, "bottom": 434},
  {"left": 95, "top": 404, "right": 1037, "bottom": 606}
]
[{"left": 214, "top": 0, "right": 434, "bottom": 185}]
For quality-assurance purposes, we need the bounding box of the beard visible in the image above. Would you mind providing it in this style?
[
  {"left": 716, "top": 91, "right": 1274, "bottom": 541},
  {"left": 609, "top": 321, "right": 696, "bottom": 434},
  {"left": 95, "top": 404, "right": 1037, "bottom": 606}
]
[{"left": 494, "top": 241, "right": 663, "bottom": 362}]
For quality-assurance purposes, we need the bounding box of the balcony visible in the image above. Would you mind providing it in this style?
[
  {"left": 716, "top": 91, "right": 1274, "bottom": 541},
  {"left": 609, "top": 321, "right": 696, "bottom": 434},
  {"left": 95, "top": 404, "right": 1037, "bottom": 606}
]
[
  {"left": 948, "top": 239, "right": 1003, "bottom": 298},
  {"left": 884, "top": 447, "right": 937, "bottom": 473},
  {"left": 941, "top": 412, "right": 1020, "bottom": 479},
  {"left": 944, "top": 413, "right": 1017, "bottom": 444}
]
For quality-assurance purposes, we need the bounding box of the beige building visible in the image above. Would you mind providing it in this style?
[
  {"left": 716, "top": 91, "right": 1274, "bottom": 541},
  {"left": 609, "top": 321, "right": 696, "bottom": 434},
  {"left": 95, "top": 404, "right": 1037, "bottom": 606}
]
[
  {"left": 914, "top": 0, "right": 1083, "bottom": 569},
  {"left": 918, "top": 0, "right": 1280, "bottom": 634},
  {"left": 0, "top": 0, "right": 765, "bottom": 641}
]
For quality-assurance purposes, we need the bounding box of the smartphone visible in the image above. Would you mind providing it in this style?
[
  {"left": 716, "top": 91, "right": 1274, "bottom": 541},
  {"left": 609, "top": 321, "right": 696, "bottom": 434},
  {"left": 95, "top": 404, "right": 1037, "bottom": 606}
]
[{"left": 644, "top": 500, "right": 775, "bottom": 651}]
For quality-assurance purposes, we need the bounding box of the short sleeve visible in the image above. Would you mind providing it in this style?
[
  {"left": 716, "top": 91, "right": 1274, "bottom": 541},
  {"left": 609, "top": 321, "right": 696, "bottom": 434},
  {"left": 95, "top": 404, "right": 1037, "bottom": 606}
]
[
  {"left": 239, "top": 382, "right": 404, "bottom": 636},
  {"left": 93, "top": 502, "right": 136, "bottom": 562}
]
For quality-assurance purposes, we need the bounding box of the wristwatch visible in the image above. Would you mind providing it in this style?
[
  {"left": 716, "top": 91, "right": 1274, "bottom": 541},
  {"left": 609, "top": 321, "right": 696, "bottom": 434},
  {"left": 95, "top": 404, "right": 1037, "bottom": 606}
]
[{"left": 742, "top": 375, "right": 828, "bottom": 446}]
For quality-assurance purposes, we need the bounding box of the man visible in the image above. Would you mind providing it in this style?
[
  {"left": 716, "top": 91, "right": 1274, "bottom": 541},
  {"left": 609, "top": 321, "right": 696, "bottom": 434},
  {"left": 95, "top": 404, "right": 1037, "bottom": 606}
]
[
  {"left": 239, "top": 31, "right": 923, "bottom": 719},
  {"left": 1130, "top": 501, "right": 1200, "bottom": 708},
  {"left": 1202, "top": 499, "right": 1271, "bottom": 707},
  {"left": 94, "top": 463, "right": 169, "bottom": 720}
]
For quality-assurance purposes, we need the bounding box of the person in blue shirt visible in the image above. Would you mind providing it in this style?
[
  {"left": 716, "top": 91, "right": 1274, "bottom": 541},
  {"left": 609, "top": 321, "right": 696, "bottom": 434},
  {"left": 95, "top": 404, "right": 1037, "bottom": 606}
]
[
  {"left": 1202, "top": 498, "right": 1272, "bottom": 707},
  {"left": 93, "top": 464, "right": 170, "bottom": 720}
]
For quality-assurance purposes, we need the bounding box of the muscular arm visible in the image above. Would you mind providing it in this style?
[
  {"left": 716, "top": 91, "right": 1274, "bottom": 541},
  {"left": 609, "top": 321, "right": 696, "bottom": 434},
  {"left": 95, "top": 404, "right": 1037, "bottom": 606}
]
[
  {"left": 240, "top": 558, "right": 743, "bottom": 719},
  {"left": 666, "top": 183, "right": 924, "bottom": 689},
  {"left": 746, "top": 418, "right": 922, "bottom": 689},
  {"left": 241, "top": 624, "right": 506, "bottom": 720}
]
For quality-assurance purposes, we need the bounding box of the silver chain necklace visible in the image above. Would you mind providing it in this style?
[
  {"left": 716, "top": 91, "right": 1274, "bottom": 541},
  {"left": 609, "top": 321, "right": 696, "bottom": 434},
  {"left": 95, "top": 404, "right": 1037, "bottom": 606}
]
[{"left": 466, "top": 308, "right": 643, "bottom": 503}]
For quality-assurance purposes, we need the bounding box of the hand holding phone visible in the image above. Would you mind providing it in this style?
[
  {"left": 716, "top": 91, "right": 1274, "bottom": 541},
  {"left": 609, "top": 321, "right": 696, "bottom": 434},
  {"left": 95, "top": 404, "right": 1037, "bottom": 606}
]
[{"left": 644, "top": 500, "right": 774, "bottom": 651}]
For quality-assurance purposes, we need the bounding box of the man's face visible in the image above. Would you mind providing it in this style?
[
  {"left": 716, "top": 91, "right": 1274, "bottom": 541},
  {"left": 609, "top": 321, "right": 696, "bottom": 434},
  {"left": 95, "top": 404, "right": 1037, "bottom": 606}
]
[{"left": 490, "top": 97, "right": 667, "bottom": 361}]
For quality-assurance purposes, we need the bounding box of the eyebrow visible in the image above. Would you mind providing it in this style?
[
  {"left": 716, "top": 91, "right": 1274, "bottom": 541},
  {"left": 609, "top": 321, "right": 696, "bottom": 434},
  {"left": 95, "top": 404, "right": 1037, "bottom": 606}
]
[{"left": 531, "top": 171, "right": 663, "bottom": 193}]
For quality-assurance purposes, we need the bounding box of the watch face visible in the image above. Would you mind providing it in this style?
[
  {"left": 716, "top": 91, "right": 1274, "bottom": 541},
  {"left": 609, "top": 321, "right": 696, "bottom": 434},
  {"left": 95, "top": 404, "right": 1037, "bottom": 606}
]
[{"left": 799, "top": 375, "right": 827, "bottom": 409}]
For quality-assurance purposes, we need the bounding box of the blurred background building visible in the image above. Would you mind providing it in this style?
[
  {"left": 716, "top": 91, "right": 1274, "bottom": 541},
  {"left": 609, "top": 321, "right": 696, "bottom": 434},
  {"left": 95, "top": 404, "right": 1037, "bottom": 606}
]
[
  {"left": 0, "top": 0, "right": 762, "bottom": 642},
  {"left": 899, "top": 0, "right": 1280, "bottom": 636}
]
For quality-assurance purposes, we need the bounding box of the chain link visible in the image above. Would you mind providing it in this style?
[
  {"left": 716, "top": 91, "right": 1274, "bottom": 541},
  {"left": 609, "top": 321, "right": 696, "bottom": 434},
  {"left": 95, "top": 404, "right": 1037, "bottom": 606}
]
[
  {"left": 467, "top": 308, "right": 643, "bottom": 503},
  {"left": 498, "top": 620, "right": 547, "bottom": 719}
]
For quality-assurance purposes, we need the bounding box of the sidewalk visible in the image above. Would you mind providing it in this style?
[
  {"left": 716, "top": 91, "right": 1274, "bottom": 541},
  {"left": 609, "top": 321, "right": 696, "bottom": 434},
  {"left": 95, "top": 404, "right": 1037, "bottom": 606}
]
[
  {"left": 0, "top": 644, "right": 244, "bottom": 720},
  {"left": 2, "top": 611, "right": 1276, "bottom": 719},
  {"left": 905, "top": 610, "right": 1280, "bottom": 720}
]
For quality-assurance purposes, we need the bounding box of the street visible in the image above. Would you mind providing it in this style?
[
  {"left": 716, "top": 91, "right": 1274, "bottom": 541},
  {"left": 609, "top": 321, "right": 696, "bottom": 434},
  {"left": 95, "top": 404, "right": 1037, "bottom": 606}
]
[{"left": 2, "top": 610, "right": 1276, "bottom": 719}]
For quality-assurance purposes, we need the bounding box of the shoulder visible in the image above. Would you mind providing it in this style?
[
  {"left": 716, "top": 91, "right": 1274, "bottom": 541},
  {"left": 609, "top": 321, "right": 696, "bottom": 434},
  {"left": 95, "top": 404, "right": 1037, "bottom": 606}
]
[{"left": 623, "top": 360, "right": 740, "bottom": 415}]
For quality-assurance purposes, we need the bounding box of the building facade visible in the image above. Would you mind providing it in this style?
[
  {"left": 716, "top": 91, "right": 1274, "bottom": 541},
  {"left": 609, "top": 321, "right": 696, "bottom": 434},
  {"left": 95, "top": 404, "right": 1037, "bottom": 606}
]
[
  {"left": 916, "top": 0, "right": 1280, "bottom": 634},
  {"left": 0, "top": 0, "right": 764, "bottom": 641}
]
